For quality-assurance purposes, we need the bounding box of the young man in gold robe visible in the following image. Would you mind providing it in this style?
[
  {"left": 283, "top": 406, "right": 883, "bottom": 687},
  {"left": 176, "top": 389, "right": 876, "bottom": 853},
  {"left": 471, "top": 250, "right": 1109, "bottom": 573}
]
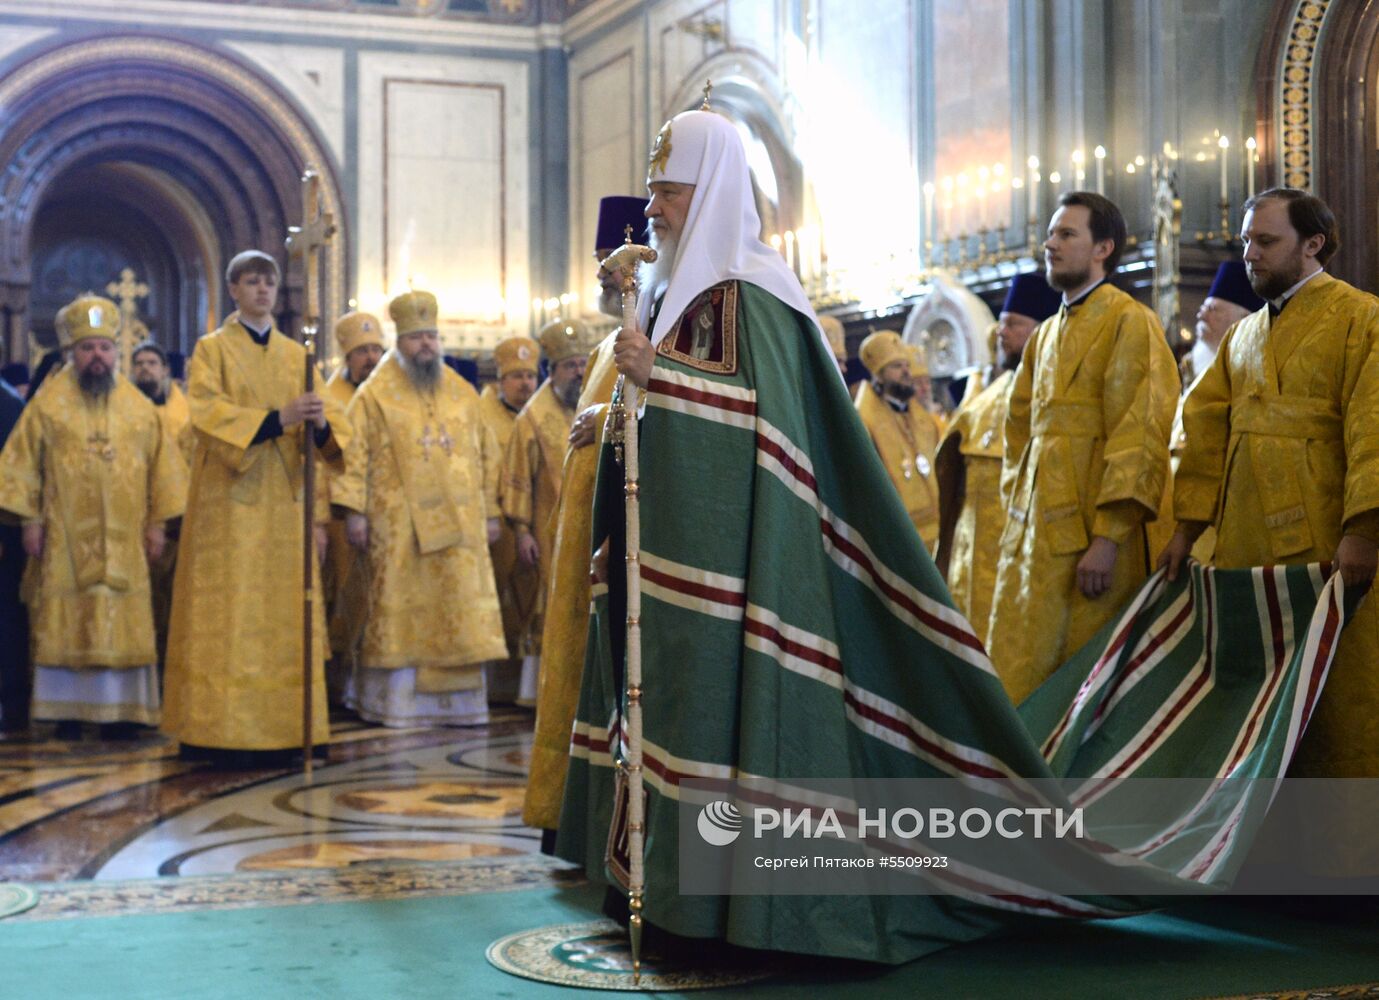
[
  {"left": 321, "top": 311, "right": 385, "bottom": 703},
  {"left": 477, "top": 335, "right": 540, "bottom": 704},
  {"left": 1161, "top": 189, "right": 1379, "bottom": 786},
  {"left": 935, "top": 271, "right": 1060, "bottom": 637},
  {"left": 334, "top": 290, "right": 507, "bottom": 727},
  {"left": 500, "top": 318, "right": 589, "bottom": 707},
  {"left": 163, "top": 251, "right": 349, "bottom": 762},
  {"left": 523, "top": 194, "right": 645, "bottom": 837},
  {"left": 986, "top": 192, "right": 1179, "bottom": 703},
  {"left": 0, "top": 296, "right": 186, "bottom": 738},
  {"left": 855, "top": 329, "right": 944, "bottom": 549}
]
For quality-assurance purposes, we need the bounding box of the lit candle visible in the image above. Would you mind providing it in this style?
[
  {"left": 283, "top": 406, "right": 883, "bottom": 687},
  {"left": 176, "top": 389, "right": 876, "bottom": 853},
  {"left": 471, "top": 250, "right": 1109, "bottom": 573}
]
[
  {"left": 770, "top": 233, "right": 783, "bottom": 258},
  {"left": 1049, "top": 170, "right": 1062, "bottom": 189},
  {"left": 1071, "top": 149, "right": 1085, "bottom": 189},
  {"left": 784, "top": 230, "right": 796, "bottom": 273},
  {"left": 1026, "top": 155, "right": 1039, "bottom": 222},
  {"left": 922, "top": 181, "right": 935, "bottom": 256},
  {"left": 1218, "top": 135, "right": 1230, "bottom": 201},
  {"left": 1245, "top": 136, "right": 1257, "bottom": 199},
  {"left": 1094, "top": 145, "right": 1106, "bottom": 195},
  {"left": 976, "top": 166, "right": 989, "bottom": 228}
]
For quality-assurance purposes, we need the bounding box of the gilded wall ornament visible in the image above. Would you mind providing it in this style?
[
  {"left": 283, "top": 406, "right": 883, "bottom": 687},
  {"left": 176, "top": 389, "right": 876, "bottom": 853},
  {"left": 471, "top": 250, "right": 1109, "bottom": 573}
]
[{"left": 1279, "top": 0, "right": 1332, "bottom": 191}]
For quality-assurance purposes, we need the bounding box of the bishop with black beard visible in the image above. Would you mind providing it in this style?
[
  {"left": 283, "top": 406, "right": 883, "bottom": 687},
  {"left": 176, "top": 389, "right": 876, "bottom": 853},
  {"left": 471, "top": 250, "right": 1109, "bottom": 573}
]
[{"left": 0, "top": 296, "right": 187, "bottom": 736}]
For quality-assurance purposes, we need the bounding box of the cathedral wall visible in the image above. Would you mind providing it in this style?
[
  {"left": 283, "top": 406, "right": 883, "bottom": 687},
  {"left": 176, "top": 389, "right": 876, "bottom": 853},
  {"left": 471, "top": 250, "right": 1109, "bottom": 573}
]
[{"left": 0, "top": 0, "right": 557, "bottom": 354}]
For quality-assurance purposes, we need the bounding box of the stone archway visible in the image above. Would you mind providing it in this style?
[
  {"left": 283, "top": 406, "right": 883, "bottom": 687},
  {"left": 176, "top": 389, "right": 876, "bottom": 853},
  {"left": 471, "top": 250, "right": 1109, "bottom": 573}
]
[
  {"left": 1255, "top": 0, "right": 1377, "bottom": 292},
  {"left": 0, "top": 34, "right": 348, "bottom": 363},
  {"left": 665, "top": 54, "right": 806, "bottom": 240}
]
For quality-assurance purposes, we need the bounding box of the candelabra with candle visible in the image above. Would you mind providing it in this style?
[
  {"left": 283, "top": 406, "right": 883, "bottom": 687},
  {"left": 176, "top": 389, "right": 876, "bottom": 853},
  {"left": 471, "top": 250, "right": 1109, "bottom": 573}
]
[{"left": 1195, "top": 136, "right": 1239, "bottom": 245}]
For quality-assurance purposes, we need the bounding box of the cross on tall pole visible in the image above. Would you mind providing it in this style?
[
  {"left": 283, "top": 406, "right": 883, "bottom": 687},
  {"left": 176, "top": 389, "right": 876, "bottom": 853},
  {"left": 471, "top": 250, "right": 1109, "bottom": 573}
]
[
  {"left": 106, "top": 267, "right": 149, "bottom": 373},
  {"left": 285, "top": 165, "right": 336, "bottom": 780}
]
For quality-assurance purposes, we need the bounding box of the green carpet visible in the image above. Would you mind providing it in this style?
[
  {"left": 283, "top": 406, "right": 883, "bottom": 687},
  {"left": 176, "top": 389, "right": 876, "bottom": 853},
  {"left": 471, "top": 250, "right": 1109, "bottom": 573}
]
[{"left": 3, "top": 882, "right": 1378, "bottom": 999}]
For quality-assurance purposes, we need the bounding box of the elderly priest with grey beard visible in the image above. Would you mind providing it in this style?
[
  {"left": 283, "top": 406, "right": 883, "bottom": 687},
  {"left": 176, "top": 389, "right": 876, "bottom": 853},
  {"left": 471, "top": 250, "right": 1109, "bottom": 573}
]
[
  {"left": 0, "top": 295, "right": 186, "bottom": 738},
  {"left": 333, "top": 290, "right": 508, "bottom": 727}
]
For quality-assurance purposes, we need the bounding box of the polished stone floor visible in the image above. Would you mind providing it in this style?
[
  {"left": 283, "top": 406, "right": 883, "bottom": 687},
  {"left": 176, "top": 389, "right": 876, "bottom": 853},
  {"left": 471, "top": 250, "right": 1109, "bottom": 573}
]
[{"left": 0, "top": 710, "right": 541, "bottom": 884}]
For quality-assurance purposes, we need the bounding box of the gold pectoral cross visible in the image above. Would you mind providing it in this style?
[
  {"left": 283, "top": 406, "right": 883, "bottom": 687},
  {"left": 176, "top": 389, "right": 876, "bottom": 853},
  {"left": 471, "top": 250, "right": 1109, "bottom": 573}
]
[
  {"left": 86, "top": 432, "right": 116, "bottom": 462},
  {"left": 418, "top": 424, "right": 454, "bottom": 460}
]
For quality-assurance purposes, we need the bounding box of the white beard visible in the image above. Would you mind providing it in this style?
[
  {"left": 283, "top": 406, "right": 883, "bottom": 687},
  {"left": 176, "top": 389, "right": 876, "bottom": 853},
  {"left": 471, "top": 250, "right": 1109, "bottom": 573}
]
[{"left": 639, "top": 230, "right": 678, "bottom": 309}]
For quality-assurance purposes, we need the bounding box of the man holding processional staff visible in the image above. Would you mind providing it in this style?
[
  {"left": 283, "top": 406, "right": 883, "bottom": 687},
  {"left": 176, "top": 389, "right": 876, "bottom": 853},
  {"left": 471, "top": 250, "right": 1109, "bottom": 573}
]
[{"left": 162, "top": 246, "right": 349, "bottom": 766}]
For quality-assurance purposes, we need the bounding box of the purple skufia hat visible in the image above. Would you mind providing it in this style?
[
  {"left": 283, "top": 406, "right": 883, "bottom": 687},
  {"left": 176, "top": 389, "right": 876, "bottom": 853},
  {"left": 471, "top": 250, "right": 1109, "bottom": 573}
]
[
  {"left": 1207, "top": 261, "right": 1265, "bottom": 313},
  {"left": 595, "top": 196, "right": 648, "bottom": 253},
  {"left": 1001, "top": 272, "right": 1063, "bottom": 322}
]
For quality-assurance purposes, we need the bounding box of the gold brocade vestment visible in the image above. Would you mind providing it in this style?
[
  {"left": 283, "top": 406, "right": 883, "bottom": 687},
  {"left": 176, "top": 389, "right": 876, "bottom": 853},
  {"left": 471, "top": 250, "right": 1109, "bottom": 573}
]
[
  {"left": 987, "top": 283, "right": 1179, "bottom": 703},
  {"left": 333, "top": 352, "right": 506, "bottom": 682},
  {"left": 1175, "top": 272, "right": 1379, "bottom": 779},
  {"left": 855, "top": 381, "right": 943, "bottom": 549},
  {"left": 934, "top": 370, "right": 1013, "bottom": 638},
  {"left": 500, "top": 381, "right": 576, "bottom": 653},
  {"left": 0, "top": 368, "right": 186, "bottom": 672},
  {"left": 160, "top": 382, "right": 194, "bottom": 465},
  {"left": 524, "top": 331, "right": 617, "bottom": 829},
  {"left": 148, "top": 380, "right": 193, "bottom": 669},
  {"left": 322, "top": 368, "right": 369, "bottom": 670},
  {"left": 163, "top": 321, "right": 348, "bottom": 751},
  {"left": 478, "top": 384, "right": 540, "bottom": 659}
]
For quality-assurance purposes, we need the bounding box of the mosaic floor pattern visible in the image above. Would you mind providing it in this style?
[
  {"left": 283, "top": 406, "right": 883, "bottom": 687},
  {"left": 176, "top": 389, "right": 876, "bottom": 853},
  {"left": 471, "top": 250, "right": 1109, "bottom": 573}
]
[{"left": 0, "top": 711, "right": 543, "bottom": 885}]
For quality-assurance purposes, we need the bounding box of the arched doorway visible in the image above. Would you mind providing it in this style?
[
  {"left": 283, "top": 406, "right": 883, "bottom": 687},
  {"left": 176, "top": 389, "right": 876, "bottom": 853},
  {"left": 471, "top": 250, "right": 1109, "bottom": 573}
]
[
  {"left": 665, "top": 56, "right": 807, "bottom": 243},
  {"left": 0, "top": 34, "right": 348, "bottom": 364},
  {"left": 1255, "top": 0, "right": 1378, "bottom": 293}
]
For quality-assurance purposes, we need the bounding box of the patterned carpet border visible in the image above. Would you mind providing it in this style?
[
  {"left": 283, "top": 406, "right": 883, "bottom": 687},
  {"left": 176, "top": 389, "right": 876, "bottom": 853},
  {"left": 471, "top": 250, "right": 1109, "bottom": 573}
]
[
  {"left": 8, "top": 855, "right": 585, "bottom": 922},
  {"left": 1200, "top": 984, "right": 1379, "bottom": 999}
]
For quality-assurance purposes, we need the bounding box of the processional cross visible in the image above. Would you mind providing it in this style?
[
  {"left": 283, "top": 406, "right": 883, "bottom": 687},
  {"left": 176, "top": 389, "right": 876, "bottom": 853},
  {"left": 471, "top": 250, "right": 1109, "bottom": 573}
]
[
  {"left": 285, "top": 168, "right": 336, "bottom": 336},
  {"left": 105, "top": 268, "right": 149, "bottom": 374},
  {"left": 284, "top": 165, "right": 336, "bottom": 780}
]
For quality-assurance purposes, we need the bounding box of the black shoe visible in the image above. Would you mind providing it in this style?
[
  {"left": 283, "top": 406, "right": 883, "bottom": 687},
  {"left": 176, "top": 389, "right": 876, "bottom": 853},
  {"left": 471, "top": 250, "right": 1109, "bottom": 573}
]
[
  {"left": 99, "top": 722, "right": 144, "bottom": 741},
  {"left": 53, "top": 720, "right": 83, "bottom": 741}
]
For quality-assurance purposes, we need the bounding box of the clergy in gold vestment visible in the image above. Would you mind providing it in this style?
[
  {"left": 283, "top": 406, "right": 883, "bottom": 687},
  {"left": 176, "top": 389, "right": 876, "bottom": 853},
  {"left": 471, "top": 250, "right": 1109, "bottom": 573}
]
[
  {"left": 819, "top": 314, "right": 848, "bottom": 375},
  {"left": 0, "top": 297, "right": 186, "bottom": 729},
  {"left": 987, "top": 194, "right": 1178, "bottom": 703},
  {"left": 500, "top": 319, "right": 589, "bottom": 707},
  {"left": 334, "top": 291, "right": 507, "bottom": 727},
  {"left": 477, "top": 335, "right": 541, "bottom": 704},
  {"left": 164, "top": 251, "right": 348, "bottom": 754},
  {"left": 321, "top": 311, "right": 385, "bottom": 702},
  {"left": 936, "top": 271, "right": 1061, "bottom": 635},
  {"left": 524, "top": 192, "right": 645, "bottom": 833},
  {"left": 130, "top": 341, "right": 193, "bottom": 674},
  {"left": 1162, "top": 190, "right": 1379, "bottom": 782},
  {"left": 855, "top": 330, "right": 943, "bottom": 549}
]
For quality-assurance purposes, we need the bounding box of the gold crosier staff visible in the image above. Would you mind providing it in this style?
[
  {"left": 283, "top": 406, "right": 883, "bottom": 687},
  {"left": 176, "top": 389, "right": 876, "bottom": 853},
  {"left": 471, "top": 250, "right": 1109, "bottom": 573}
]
[
  {"left": 600, "top": 226, "right": 657, "bottom": 985},
  {"left": 285, "top": 167, "right": 336, "bottom": 779}
]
